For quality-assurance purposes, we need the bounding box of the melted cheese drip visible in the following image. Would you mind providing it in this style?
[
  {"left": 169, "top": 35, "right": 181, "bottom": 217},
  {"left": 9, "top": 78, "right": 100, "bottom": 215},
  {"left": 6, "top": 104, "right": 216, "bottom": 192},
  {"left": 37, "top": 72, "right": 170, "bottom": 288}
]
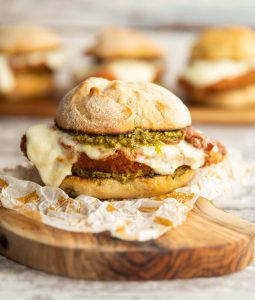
[
  {"left": 26, "top": 125, "right": 77, "bottom": 187},
  {"left": 26, "top": 125, "right": 205, "bottom": 187},
  {"left": 0, "top": 56, "right": 15, "bottom": 93},
  {"left": 181, "top": 59, "right": 255, "bottom": 87},
  {"left": 26, "top": 125, "right": 116, "bottom": 187},
  {"left": 107, "top": 59, "right": 158, "bottom": 82}
]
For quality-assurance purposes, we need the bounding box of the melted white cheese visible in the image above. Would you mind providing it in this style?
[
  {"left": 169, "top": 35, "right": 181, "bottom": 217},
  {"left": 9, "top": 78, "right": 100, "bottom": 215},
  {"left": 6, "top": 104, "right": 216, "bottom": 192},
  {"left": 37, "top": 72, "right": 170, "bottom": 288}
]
[
  {"left": 26, "top": 125, "right": 117, "bottom": 187},
  {"left": 0, "top": 56, "right": 15, "bottom": 93},
  {"left": 106, "top": 59, "right": 158, "bottom": 82},
  {"left": 26, "top": 125, "right": 77, "bottom": 187},
  {"left": 11, "top": 49, "right": 66, "bottom": 70},
  {"left": 45, "top": 50, "right": 67, "bottom": 70},
  {"left": 133, "top": 141, "right": 204, "bottom": 175},
  {"left": 181, "top": 59, "right": 255, "bottom": 87},
  {"left": 26, "top": 124, "right": 205, "bottom": 187},
  {"left": 78, "top": 144, "right": 116, "bottom": 160}
]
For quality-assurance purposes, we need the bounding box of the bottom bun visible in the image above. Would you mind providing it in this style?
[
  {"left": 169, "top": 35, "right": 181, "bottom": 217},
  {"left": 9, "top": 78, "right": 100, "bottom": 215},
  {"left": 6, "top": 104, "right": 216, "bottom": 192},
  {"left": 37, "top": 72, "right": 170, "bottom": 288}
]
[
  {"left": 193, "top": 84, "right": 255, "bottom": 109},
  {"left": 0, "top": 71, "right": 54, "bottom": 100},
  {"left": 60, "top": 168, "right": 195, "bottom": 200}
]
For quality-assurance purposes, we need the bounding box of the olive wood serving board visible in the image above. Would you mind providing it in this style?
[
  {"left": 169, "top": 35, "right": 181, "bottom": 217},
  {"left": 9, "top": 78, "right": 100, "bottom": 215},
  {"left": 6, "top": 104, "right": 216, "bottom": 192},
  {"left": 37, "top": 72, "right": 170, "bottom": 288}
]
[
  {"left": 0, "top": 197, "right": 254, "bottom": 280},
  {"left": 1, "top": 96, "right": 255, "bottom": 124}
]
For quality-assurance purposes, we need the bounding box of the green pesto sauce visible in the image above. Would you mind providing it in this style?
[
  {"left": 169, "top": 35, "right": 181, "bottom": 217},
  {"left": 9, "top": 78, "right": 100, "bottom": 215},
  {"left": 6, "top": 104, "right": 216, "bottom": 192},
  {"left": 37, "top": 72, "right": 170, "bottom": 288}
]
[
  {"left": 72, "top": 166, "right": 189, "bottom": 184},
  {"left": 68, "top": 128, "right": 184, "bottom": 148}
]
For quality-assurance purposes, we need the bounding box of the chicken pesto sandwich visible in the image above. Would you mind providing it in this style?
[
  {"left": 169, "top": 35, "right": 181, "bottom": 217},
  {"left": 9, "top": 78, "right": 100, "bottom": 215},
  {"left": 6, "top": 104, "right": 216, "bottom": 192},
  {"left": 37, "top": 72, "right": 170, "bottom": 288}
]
[{"left": 21, "top": 77, "right": 226, "bottom": 199}]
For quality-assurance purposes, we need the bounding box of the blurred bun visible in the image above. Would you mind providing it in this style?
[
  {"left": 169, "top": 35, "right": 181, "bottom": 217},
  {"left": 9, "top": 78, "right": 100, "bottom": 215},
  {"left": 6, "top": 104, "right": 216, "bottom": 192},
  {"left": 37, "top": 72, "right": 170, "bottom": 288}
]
[
  {"left": 86, "top": 26, "right": 164, "bottom": 59},
  {"left": 191, "top": 26, "right": 255, "bottom": 60},
  {"left": 0, "top": 24, "right": 62, "bottom": 54}
]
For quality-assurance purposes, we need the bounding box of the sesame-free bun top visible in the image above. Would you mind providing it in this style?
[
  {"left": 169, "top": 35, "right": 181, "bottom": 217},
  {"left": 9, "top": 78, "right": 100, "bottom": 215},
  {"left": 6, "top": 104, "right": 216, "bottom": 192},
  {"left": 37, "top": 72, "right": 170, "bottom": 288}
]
[
  {"left": 0, "top": 24, "right": 62, "bottom": 54},
  {"left": 191, "top": 26, "right": 255, "bottom": 60},
  {"left": 55, "top": 77, "right": 191, "bottom": 134},
  {"left": 86, "top": 26, "right": 164, "bottom": 59}
]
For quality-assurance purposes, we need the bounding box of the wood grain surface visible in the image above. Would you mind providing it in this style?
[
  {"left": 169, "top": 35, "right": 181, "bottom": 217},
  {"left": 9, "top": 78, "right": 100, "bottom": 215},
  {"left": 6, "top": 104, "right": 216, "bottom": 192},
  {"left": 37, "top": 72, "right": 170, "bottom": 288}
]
[
  {"left": 0, "top": 197, "right": 254, "bottom": 280},
  {"left": 0, "top": 89, "right": 67, "bottom": 118},
  {"left": 0, "top": 98, "right": 58, "bottom": 117}
]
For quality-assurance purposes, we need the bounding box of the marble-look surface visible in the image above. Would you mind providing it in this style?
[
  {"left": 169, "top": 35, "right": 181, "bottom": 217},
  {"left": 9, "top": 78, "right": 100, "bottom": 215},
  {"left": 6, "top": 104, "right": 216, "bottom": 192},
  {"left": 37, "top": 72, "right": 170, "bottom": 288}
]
[{"left": 0, "top": 118, "right": 254, "bottom": 300}]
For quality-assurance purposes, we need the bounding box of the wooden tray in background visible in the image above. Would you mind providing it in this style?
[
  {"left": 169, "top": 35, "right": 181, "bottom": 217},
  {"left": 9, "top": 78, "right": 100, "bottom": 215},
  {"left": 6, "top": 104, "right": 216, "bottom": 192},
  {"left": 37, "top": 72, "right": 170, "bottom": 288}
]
[
  {"left": 0, "top": 198, "right": 254, "bottom": 280},
  {"left": 190, "top": 106, "right": 255, "bottom": 124},
  {"left": 1, "top": 95, "right": 255, "bottom": 124},
  {"left": 0, "top": 98, "right": 58, "bottom": 118},
  {"left": 0, "top": 89, "right": 67, "bottom": 118}
]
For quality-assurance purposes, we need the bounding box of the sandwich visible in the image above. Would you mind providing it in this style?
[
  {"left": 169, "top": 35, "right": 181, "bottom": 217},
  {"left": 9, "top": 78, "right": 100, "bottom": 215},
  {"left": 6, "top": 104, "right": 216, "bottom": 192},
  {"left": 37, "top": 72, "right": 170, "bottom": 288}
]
[
  {"left": 74, "top": 26, "right": 165, "bottom": 83},
  {"left": 179, "top": 26, "right": 255, "bottom": 108},
  {"left": 0, "top": 24, "right": 66, "bottom": 100},
  {"left": 20, "top": 77, "right": 226, "bottom": 199}
]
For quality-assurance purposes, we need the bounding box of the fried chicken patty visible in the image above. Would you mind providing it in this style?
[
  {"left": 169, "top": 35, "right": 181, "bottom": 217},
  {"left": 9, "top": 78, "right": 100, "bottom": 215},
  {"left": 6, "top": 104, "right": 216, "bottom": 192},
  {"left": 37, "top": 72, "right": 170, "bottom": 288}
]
[
  {"left": 73, "top": 150, "right": 153, "bottom": 174},
  {"left": 20, "top": 127, "right": 226, "bottom": 178},
  {"left": 179, "top": 69, "right": 255, "bottom": 101}
]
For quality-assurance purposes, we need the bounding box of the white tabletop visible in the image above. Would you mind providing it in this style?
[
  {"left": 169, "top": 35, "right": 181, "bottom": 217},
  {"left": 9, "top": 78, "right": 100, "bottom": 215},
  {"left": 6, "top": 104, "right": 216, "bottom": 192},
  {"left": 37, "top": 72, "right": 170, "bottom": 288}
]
[{"left": 0, "top": 117, "right": 255, "bottom": 300}]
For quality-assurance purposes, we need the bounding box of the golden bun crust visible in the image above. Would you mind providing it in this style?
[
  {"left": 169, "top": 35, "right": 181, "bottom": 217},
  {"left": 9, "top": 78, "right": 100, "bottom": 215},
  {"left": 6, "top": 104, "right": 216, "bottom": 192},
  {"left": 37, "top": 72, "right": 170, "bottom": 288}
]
[
  {"left": 0, "top": 71, "right": 54, "bottom": 100},
  {"left": 60, "top": 169, "right": 194, "bottom": 200},
  {"left": 86, "top": 26, "right": 164, "bottom": 59},
  {"left": 0, "top": 24, "right": 62, "bottom": 54},
  {"left": 55, "top": 77, "right": 191, "bottom": 134},
  {"left": 193, "top": 84, "right": 255, "bottom": 108},
  {"left": 191, "top": 26, "right": 255, "bottom": 60}
]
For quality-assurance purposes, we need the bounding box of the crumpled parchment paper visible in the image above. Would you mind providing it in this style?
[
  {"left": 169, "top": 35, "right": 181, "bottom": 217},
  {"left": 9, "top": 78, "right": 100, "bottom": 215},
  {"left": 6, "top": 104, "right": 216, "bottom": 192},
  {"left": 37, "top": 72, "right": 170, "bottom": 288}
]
[{"left": 0, "top": 148, "right": 249, "bottom": 241}]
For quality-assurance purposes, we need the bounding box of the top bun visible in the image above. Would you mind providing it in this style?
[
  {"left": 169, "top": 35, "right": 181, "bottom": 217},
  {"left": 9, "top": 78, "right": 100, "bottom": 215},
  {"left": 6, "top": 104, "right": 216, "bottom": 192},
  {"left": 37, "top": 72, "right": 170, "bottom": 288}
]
[
  {"left": 0, "top": 24, "right": 62, "bottom": 54},
  {"left": 55, "top": 77, "right": 191, "bottom": 134},
  {"left": 86, "top": 26, "right": 164, "bottom": 60},
  {"left": 191, "top": 26, "right": 255, "bottom": 60}
]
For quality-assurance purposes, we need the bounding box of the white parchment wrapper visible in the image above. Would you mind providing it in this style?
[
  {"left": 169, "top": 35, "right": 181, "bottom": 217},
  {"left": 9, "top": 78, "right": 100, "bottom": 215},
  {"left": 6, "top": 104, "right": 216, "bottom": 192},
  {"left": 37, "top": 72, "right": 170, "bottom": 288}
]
[{"left": 0, "top": 148, "right": 250, "bottom": 241}]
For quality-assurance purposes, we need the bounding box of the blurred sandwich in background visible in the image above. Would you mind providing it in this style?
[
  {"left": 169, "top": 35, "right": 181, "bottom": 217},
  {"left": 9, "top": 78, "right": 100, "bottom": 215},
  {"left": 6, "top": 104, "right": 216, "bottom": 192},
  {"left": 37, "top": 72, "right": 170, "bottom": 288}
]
[
  {"left": 74, "top": 26, "right": 165, "bottom": 84},
  {"left": 179, "top": 26, "right": 255, "bottom": 108},
  {"left": 0, "top": 24, "right": 66, "bottom": 101}
]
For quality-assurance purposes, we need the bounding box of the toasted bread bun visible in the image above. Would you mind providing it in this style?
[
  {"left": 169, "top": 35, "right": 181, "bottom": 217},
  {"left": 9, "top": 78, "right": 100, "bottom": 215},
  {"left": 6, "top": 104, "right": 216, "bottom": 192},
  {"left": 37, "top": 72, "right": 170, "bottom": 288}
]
[
  {"left": 0, "top": 24, "right": 62, "bottom": 54},
  {"left": 86, "top": 26, "right": 164, "bottom": 59},
  {"left": 55, "top": 77, "right": 191, "bottom": 134},
  {"left": 193, "top": 84, "right": 255, "bottom": 108},
  {"left": 191, "top": 26, "right": 255, "bottom": 60},
  {"left": 60, "top": 169, "right": 194, "bottom": 200},
  {"left": 0, "top": 71, "right": 54, "bottom": 100}
]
